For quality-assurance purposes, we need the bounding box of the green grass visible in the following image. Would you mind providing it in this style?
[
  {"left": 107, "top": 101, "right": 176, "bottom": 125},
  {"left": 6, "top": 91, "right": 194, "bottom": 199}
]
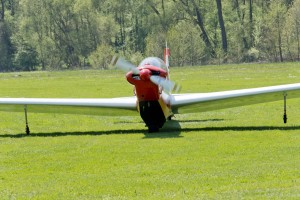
[{"left": 0, "top": 62, "right": 300, "bottom": 199}]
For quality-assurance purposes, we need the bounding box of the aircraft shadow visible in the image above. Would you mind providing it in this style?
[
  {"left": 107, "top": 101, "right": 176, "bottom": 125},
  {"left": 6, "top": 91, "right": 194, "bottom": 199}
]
[
  {"left": 0, "top": 129, "right": 145, "bottom": 138},
  {"left": 176, "top": 119, "right": 224, "bottom": 123},
  {"left": 0, "top": 120, "right": 182, "bottom": 139},
  {"left": 143, "top": 120, "right": 182, "bottom": 139},
  {"left": 1, "top": 124, "right": 300, "bottom": 139},
  {"left": 181, "top": 125, "right": 300, "bottom": 132}
]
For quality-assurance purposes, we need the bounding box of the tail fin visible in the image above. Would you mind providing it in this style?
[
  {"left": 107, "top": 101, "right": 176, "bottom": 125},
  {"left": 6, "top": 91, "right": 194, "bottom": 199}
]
[
  {"left": 164, "top": 42, "right": 170, "bottom": 67},
  {"left": 164, "top": 42, "right": 171, "bottom": 79}
]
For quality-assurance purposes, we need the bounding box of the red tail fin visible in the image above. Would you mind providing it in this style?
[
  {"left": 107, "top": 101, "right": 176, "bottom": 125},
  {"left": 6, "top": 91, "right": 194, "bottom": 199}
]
[
  {"left": 164, "top": 42, "right": 170, "bottom": 67},
  {"left": 164, "top": 42, "right": 171, "bottom": 79}
]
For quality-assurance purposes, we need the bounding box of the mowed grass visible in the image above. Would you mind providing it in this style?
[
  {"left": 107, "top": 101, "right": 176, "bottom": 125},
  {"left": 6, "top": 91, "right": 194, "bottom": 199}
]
[{"left": 0, "top": 63, "right": 300, "bottom": 199}]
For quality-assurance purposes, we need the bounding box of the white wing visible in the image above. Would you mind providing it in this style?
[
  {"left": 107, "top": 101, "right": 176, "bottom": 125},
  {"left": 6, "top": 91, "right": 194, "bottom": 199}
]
[
  {"left": 171, "top": 83, "right": 300, "bottom": 114},
  {"left": 0, "top": 97, "right": 138, "bottom": 116},
  {"left": 2, "top": 83, "right": 300, "bottom": 116}
]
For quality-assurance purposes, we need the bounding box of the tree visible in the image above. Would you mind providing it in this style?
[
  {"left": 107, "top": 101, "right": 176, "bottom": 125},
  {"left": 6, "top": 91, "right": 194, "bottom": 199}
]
[
  {"left": 167, "top": 21, "right": 205, "bottom": 66},
  {"left": 177, "top": 0, "right": 216, "bottom": 57},
  {"left": 0, "top": 22, "right": 13, "bottom": 71},
  {"left": 0, "top": 0, "right": 15, "bottom": 71},
  {"left": 17, "top": 0, "right": 118, "bottom": 69},
  {"left": 88, "top": 44, "right": 114, "bottom": 69},
  {"left": 268, "top": 0, "right": 287, "bottom": 62},
  {"left": 13, "top": 40, "right": 38, "bottom": 71},
  {"left": 215, "top": 0, "right": 227, "bottom": 53},
  {"left": 286, "top": 0, "right": 300, "bottom": 60},
  {"left": 0, "top": 0, "right": 4, "bottom": 20},
  {"left": 1, "top": 0, "right": 300, "bottom": 71},
  {"left": 232, "top": 0, "right": 251, "bottom": 52},
  {"left": 146, "top": 0, "right": 168, "bottom": 32}
]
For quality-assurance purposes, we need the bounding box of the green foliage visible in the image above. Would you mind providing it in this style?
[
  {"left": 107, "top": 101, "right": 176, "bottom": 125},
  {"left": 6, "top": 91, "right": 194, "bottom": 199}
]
[
  {"left": 264, "top": 0, "right": 287, "bottom": 62},
  {"left": 0, "top": 22, "right": 13, "bottom": 71},
  {"left": 167, "top": 21, "right": 205, "bottom": 66},
  {"left": 13, "top": 42, "right": 38, "bottom": 71},
  {"left": 246, "top": 47, "right": 260, "bottom": 62},
  {"left": 88, "top": 44, "right": 115, "bottom": 69},
  {"left": 1, "top": 0, "right": 300, "bottom": 71},
  {"left": 145, "top": 31, "right": 166, "bottom": 58},
  {"left": 285, "top": 0, "right": 300, "bottom": 61},
  {"left": 129, "top": 51, "right": 144, "bottom": 66}
]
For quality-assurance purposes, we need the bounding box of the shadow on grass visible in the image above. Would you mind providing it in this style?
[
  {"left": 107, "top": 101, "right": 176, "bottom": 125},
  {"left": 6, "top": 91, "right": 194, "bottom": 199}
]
[
  {"left": 0, "top": 120, "right": 182, "bottom": 139},
  {"left": 176, "top": 119, "right": 224, "bottom": 123},
  {"left": 0, "top": 129, "right": 145, "bottom": 138},
  {"left": 143, "top": 120, "right": 182, "bottom": 139},
  {"left": 183, "top": 126, "right": 300, "bottom": 132},
  {"left": 2, "top": 124, "right": 300, "bottom": 138}
]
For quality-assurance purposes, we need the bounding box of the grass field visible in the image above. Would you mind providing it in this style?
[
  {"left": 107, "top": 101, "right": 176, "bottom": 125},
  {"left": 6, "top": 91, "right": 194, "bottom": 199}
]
[{"left": 0, "top": 63, "right": 300, "bottom": 199}]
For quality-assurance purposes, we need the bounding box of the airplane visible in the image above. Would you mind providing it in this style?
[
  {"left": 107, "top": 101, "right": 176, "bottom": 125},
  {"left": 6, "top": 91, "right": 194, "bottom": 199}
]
[{"left": 1, "top": 44, "right": 300, "bottom": 134}]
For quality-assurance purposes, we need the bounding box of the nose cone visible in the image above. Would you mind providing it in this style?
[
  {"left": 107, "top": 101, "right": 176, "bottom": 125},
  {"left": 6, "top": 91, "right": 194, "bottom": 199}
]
[{"left": 140, "top": 68, "right": 151, "bottom": 81}]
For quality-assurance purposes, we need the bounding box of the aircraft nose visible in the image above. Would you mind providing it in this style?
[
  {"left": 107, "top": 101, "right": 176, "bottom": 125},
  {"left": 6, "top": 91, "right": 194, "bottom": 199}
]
[{"left": 140, "top": 68, "right": 151, "bottom": 81}]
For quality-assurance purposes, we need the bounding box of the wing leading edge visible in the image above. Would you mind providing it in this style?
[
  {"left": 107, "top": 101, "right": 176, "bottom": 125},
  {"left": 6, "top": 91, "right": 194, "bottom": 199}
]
[
  {"left": 1, "top": 83, "right": 300, "bottom": 116},
  {"left": 0, "top": 97, "right": 138, "bottom": 116},
  {"left": 171, "top": 83, "right": 300, "bottom": 114}
]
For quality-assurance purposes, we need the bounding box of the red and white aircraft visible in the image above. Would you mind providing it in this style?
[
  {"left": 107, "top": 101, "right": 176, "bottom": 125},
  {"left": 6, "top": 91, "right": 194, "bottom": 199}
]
[{"left": 1, "top": 45, "right": 300, "bottom": 134}]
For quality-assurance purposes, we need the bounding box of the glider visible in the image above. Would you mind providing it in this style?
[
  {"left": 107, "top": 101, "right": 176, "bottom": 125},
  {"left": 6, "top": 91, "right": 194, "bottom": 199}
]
[{"left": 1, "top": 45, "right": 300, "bottom": 134}]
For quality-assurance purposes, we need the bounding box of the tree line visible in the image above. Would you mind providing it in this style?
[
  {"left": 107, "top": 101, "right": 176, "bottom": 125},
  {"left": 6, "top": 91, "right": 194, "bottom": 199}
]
[{"left": 0, "top": 0, "right": 299, "bottom": 71}]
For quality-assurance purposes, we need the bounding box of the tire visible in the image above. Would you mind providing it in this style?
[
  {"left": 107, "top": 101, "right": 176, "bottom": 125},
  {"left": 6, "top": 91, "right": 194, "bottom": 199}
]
[{"left": 148, "top": 127, "right": 159, "bottom": 133}]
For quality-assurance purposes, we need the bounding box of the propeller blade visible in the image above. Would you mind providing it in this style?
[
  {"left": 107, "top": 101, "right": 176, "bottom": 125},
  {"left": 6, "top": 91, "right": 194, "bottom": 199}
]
[
  {"left": 111, "top": 56, "right": 140, "bottom": 75},
  {"left": 150, "top": 76, "right": 181, "bottom": 94}
]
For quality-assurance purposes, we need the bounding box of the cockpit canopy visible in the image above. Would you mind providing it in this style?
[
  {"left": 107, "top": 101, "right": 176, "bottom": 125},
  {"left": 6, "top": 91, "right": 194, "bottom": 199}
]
[{"left": 139, "top": 57, "right": 167, "bottom": 71}]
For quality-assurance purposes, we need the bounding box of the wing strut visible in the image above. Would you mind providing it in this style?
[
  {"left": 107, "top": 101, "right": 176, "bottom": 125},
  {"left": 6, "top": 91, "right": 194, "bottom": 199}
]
[
  {"left": 24, "top": 105, "right": 30, "bottom": 135},
  {"left": 283, "top": 93, "right": 287, "bottom": 123}
]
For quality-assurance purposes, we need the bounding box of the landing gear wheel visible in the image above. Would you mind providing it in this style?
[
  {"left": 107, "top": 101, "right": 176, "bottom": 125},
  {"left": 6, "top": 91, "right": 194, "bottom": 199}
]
[
  {"left": 26, "top": 125, "right": 30, "bottom": 135},
  {"left": 283, "top": 114, "right": 287, "bottom": 124},
  {"left": 148, "top": 127, "right": 159, "bottom": 133},
  {"left": 283, "top": 93, "right": 287, "bottom": 124}
]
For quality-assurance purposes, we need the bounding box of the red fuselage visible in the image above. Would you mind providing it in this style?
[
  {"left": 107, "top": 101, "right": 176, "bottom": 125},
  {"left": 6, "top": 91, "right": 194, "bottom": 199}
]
[{"left": 126, "top": 64, "right": 169, "bottom": 132}]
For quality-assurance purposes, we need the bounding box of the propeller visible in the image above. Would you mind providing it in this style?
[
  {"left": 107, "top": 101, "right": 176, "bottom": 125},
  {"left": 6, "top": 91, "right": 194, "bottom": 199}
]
[
  {"left": 111, "top": 55, "right": 139, "bottom": 75},
  {"left": 150, "top": 76, "right": 181, "bottom": 94},
  {"left": 112, "top": 56, "right": 181, "bottom": 94}
]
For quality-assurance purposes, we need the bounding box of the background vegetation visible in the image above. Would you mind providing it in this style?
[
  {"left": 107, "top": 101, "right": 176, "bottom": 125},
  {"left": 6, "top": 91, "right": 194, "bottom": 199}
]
[{"left": 0, "top": 0, "right": 300, "bottom": 71}]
